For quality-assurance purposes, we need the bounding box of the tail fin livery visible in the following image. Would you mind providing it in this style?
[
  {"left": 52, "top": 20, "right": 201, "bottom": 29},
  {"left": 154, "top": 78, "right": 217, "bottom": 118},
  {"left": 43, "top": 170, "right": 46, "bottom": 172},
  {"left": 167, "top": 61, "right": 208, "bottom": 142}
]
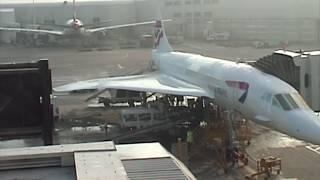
[{"left": 154, "top": 20, "right": 173, "bottom": 52}]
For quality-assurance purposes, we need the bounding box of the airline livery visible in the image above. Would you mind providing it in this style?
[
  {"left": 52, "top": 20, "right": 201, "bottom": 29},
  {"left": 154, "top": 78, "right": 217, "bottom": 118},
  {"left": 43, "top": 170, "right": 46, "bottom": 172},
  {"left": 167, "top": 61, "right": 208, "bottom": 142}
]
[{"left": 55, "top": 20, "right": 320, "bottom": 145}]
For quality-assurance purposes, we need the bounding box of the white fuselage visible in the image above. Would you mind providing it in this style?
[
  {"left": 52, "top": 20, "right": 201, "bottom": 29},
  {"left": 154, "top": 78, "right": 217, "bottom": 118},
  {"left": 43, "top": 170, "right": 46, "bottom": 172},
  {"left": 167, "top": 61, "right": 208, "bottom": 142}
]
[
  {"left": 152, "top": 50, "right": 320, "bottom": 144},
  {"left": 63, "top": 18, "right": 87, "bottom": 37}
]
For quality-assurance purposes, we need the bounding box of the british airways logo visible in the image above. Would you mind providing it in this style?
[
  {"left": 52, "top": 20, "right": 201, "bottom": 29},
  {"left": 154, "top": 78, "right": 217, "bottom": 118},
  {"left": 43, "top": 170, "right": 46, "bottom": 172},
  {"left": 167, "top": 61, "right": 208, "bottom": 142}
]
[
  {"left": 154, "top": 20, "right": 163, "bottom": 48},
  {"left": 225, "top": 81, "right": 249, "bottom": 103}
]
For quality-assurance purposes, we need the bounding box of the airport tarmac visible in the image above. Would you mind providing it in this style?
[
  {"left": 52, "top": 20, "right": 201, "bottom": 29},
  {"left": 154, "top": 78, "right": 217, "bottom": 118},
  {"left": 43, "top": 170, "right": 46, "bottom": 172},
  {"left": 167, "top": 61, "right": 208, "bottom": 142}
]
[{"left": 0, "top": 41, "right": 320, "bottom": 180}]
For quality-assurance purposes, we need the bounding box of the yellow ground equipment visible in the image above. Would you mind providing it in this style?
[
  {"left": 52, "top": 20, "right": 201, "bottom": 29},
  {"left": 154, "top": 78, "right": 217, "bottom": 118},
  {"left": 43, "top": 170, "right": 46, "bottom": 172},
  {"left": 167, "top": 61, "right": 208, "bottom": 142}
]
[{"left": 245, "top": 156, "right": 281, "bottom": 180}]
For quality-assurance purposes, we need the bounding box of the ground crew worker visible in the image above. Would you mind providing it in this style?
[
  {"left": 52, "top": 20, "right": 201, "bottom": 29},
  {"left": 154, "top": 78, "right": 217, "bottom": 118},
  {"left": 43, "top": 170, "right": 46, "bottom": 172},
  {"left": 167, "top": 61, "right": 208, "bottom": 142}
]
[{"left": 187, "top": 130, "right": 193, "bottom": 151}]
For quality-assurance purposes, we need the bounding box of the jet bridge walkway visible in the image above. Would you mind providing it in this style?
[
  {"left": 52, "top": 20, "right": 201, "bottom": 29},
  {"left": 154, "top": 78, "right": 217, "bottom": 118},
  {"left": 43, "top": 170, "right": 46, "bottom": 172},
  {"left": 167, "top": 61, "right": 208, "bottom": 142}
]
[{"left": 249, "top": 52, "right": 300, "bottom": 91}]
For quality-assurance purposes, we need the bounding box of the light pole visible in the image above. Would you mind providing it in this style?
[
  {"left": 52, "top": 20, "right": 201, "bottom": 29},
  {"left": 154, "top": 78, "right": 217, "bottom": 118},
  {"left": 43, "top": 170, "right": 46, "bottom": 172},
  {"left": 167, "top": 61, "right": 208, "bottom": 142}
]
[
  {"left": 191, "top": 1, "right": 194, "bottom": 39},
  {"left": 318, "top": 0, "right": 320, "bottom": 42},
  {"left": 32, "top": 0, "right": 35, "bottom": 26}
]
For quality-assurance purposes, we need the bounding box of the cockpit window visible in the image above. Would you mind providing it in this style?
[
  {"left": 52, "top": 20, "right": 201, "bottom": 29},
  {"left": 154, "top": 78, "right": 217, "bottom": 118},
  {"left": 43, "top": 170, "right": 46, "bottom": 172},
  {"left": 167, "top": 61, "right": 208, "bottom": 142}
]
[
  {"left": 272, "top": 96, "right": 281, "bottom": 108},
  {"left": 284, "top": 94, "right": 299, "bottom": 109},
  {"left": 275, "top": 94, "right": 291, "bottom": 111},
  {"left": 291, "top": 92, "right": 309, "bottom": 109},
  {"left": 273, "top": 93, "right": 309, "bottom": 111}
]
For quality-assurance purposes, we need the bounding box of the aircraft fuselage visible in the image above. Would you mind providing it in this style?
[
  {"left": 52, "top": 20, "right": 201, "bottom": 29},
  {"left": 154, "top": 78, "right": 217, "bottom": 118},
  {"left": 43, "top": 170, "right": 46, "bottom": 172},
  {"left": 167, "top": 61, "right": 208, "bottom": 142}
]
[
  {"left": 153, "top": 50, "right": 320, "bottom": 144},
  {"left": 63, "top": 18, "right": 89, "bottom": 37}
]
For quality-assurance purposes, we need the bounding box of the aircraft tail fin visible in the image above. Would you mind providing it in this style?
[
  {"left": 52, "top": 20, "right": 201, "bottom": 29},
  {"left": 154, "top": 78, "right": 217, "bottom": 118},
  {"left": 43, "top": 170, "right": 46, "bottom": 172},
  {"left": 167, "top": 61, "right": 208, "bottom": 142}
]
[
  {"left": 73, "top": 0, "right": 77, "bottom": 21},
  {"left": 154, "top": 20, "right": 173, "bottom": 52}
]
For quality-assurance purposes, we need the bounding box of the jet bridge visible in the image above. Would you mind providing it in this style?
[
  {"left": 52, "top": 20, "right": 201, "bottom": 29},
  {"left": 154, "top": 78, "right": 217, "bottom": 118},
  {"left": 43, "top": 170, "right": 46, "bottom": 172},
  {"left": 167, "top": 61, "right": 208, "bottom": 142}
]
[
  {"left": 251, "top": 50, "right": 320, "bottom": 111},
  {"left": 250, "top": 51, "right": 300, "bottom": 91}
]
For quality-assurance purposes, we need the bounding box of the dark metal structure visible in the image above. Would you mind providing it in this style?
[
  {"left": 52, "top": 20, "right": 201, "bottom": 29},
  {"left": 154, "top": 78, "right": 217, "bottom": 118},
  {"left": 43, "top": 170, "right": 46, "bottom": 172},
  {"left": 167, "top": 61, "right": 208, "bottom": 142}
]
[
  {"left": 0, "top": 60, "right": 53, "bottom": 145},
  {"left": 250, "top": 53, "right": 300, "bottom": 91}
]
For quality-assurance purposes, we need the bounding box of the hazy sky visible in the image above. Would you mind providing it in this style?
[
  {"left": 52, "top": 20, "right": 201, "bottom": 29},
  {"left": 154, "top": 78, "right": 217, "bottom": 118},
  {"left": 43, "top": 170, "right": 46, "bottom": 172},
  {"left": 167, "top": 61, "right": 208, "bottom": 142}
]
[
  {"left": 0, "top": 0, "right": 319, "bottom": 18},
  {"left": 0, "top": 0, "right": 130, "bottom": 4}
]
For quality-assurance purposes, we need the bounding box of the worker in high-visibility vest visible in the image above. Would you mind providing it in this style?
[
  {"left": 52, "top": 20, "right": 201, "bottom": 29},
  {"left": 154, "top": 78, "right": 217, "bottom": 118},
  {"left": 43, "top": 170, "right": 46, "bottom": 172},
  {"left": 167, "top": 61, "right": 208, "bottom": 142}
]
[
  {"left": 187, "top": 130, "right": 193, "bottom": 153},
  {"left": 187, "top": 130, "right": 193, "bottom": 143}
]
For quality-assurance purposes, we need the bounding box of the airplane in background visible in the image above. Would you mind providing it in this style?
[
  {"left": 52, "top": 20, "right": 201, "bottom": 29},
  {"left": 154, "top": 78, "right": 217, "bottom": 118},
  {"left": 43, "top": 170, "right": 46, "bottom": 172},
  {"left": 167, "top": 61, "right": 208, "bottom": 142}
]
[
  {"left": 54, "top": 19, "right": 320, "bottom": 145},
  {"left": 0, "top": 0, "right": 160, "bottom": 39}
]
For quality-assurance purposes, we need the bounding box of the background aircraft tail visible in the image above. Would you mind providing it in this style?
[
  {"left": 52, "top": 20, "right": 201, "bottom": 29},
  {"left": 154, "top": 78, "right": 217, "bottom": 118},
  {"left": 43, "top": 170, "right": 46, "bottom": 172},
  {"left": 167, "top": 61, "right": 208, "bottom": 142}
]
[
  {"left": 73, "top": 0, "right": 77, "bottom": 21},
  {"left": 154, "top": 20, "right": 173, "bottom": 52}
]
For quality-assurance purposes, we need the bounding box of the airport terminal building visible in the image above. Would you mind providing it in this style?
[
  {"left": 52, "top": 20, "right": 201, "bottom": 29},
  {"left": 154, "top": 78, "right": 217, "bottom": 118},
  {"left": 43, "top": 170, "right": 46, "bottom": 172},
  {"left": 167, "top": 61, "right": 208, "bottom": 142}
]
[{"left": 0, "top": 0, "right": 319, "bottom": 43}]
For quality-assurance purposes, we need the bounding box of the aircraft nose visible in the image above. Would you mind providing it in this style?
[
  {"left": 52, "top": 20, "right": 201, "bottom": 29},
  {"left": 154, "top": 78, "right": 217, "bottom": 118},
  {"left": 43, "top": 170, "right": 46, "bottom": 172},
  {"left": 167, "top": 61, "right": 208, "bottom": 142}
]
[{"left": 292, "top": 110, "right": 320, "bottom": 145}]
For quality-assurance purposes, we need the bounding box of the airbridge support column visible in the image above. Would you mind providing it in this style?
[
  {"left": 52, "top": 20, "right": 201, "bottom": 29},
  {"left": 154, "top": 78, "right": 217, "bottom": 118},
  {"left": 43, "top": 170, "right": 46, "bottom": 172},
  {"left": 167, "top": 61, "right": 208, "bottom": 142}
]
[
  {"left": 226, "top": 110, "right": 236, "bottom": 148},
  {"left": 222, "top": 109, "right": 251, "bottom": 149},
  {"left": 39, "top": 60, "right": 53, "bottom": 145}
]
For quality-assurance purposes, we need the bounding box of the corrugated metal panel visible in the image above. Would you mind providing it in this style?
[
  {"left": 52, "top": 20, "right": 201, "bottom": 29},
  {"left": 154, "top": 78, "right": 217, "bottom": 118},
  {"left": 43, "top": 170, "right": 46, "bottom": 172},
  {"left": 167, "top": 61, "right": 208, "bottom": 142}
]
[
  {"left": 122, "top": 157, "right": 187, "bottom": 180},
  {"left": 75, "top": 151, "right": 128, "bottom": 180}
]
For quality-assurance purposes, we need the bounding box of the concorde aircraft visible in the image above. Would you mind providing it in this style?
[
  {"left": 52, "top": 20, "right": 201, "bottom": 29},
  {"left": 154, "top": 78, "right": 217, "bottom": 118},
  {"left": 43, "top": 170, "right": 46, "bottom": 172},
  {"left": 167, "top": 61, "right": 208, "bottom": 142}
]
[
  {"left": 0, "top": 0, "right": 159, "bottom": 39},
  {"left": 54, "top": 20, "right": 320, "bottom": 145}
]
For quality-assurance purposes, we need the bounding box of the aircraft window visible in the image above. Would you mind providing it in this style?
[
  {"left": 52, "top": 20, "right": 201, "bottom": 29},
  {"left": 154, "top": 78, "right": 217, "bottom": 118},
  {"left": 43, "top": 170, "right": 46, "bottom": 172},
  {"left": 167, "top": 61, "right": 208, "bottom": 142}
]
[
  {"left": 275, "top": 94, "right": 291, "bottom": 111},
  {"left": 291, "top": 93, "right": 309, "bottom": 109},
  {"left": 284, "top": 94, "right": 299, "bottom": 109},
  {"left": 272, "top": 97, "right": 281, "bottom": 108},
  {"left": 274, "top": 93, "right": 308, "bottom": 110}
]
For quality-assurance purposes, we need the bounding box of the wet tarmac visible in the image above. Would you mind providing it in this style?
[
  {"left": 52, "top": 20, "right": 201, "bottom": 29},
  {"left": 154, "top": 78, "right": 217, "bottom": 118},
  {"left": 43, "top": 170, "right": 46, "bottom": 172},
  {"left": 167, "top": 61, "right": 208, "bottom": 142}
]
[{"left": 0, "top": 41, "right": 320, "bottom": 179}]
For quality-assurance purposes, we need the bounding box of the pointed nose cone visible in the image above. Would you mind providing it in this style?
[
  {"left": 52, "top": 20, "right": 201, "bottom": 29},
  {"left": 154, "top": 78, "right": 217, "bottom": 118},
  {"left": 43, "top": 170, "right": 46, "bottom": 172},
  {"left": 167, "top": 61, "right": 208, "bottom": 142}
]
[{"left": 292, "top": 110, "right": 320, "bottom": 145}]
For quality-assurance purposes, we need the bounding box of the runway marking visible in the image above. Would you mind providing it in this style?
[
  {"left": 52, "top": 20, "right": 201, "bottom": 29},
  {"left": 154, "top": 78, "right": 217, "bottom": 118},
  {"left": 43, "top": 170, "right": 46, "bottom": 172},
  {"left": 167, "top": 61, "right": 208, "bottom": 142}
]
[
  {"left": 306, "top": 144, "right": 320, "bottom": 155},
  {"left": 117, "top": 64, "right": 124, "bottom": 69}
]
